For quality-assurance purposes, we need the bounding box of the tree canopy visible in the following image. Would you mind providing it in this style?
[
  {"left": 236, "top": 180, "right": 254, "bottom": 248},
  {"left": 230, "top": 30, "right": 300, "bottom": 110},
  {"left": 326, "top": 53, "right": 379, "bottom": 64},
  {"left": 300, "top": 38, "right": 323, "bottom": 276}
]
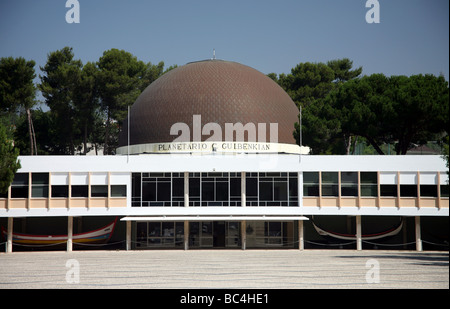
[
  {"left": 1, "top": 51, "right": 448, "bottom": 158},
  {"left": 271, "top": 59, "right": 448, "bottom": 155}
]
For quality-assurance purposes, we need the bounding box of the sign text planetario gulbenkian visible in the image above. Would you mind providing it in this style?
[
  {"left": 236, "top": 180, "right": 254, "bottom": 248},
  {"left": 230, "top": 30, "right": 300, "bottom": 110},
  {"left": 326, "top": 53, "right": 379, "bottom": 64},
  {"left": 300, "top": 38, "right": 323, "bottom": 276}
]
[{"left": 116, "top": 115, "right": 310, "bottom": 155}]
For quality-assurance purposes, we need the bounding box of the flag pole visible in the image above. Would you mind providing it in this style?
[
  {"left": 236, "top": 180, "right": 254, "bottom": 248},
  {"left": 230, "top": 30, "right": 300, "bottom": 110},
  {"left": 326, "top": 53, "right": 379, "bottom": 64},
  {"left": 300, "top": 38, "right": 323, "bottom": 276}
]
[{"left": 127, "top": 105, "right": 130, "bottom": 163}]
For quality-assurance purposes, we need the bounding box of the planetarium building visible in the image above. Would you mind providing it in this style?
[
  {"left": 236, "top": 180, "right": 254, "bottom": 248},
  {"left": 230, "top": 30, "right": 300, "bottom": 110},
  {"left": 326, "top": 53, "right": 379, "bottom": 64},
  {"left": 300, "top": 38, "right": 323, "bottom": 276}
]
[{"left": 1, "top": 60, "right": 448, "bottom": 252}]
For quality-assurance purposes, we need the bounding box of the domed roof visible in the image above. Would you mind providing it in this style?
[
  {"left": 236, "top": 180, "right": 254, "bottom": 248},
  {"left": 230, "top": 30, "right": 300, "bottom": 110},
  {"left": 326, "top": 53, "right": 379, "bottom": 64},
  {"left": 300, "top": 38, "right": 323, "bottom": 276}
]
[{"left": 118, "top": 59, "right": 299, "bottom": 152}]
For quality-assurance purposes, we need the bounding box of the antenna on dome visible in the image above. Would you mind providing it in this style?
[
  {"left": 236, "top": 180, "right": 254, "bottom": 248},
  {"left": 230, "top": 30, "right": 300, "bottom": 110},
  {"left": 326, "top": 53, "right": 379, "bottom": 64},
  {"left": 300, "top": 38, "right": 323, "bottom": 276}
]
[{"left": 212, "top": 49, "right": 216, "bottom": 60}]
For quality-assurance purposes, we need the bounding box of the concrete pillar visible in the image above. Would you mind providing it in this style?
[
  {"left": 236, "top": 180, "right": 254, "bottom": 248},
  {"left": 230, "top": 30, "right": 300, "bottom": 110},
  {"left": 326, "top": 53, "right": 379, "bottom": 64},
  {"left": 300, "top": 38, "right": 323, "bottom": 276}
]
[
  {"left": 184, "top": 221, "right": 189, "bottom": 250},
  {"left": 241, "top": 220, "right": 246, "bottom": 250},
  {"left": 184, "top": 172, "right": 189, "bottom": 207},
  {"left": 415, "top": 216, "right": 422, "bottom": 252},
  {"left": 7, "top": 217, "right": 13, "bottom": 253},
  {"left": 126, "top": 220, "right": 132, "bottom": 251},
  {"left": 67, "top": 216, "right": 73, "bottom": 252},
  {"left": 241, "top": 172, "right": 246, "bottom": 207},
  {"left": 298, "top": 220, "right": 304, "bottom": 251},
  {"left": 356, "top": 215, "right": 362, "bottom": 251}
]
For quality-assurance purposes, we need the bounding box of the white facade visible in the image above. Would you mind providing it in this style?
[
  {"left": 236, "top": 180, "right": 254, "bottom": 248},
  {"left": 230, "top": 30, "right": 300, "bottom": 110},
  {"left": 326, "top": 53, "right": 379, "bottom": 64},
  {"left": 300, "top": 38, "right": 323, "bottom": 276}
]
[{"left": 1, "top": 154, "right": 448, "bottom": 218}]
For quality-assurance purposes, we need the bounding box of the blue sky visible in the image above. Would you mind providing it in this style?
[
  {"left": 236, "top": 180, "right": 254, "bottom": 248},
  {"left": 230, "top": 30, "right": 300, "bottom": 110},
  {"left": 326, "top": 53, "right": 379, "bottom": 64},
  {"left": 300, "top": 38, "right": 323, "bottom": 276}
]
[{"left": 0, "top": 0, "right": 449, "bottom": 87}]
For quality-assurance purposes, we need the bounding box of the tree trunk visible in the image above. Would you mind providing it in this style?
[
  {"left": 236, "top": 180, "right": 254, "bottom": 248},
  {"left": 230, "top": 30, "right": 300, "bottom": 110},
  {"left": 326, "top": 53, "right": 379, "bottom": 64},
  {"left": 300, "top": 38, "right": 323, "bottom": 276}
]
[
  {"left": 345, "top": 135, "right": 352, "bottom": 155},
  {"left": 351, "top": 136, "right": 358, "bottom": 155},
  {"left": 366, "top": 136, "right": 385, "bottom": 155},
  {"left": 104, "top": 109, "right": 110, "bottom": 155},
  {"left": 26, "top": 109, "right": 37, "bottom": 155},
  {"left": 83, "top": 122, "right": 88, "bottom": 155}
]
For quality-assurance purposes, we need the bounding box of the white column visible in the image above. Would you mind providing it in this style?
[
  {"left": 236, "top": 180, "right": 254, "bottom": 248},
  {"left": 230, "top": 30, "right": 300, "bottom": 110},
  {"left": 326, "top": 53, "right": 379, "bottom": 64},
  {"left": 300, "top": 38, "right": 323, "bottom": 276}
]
[
  {"left": 415, "top": 216, "right": 422, "bottom": 252},
  {"left": 241, "top": 220, "right": 246, "bottom": 250},
  {"left": 241, "top": 172, "right": 247, "bottom": 250},
  {"left": 126, "top": 220, "right": 132, "bottom": 251},
  {"left": 184, "top": 221, "right": 189, "bottom": 250},
  {"left": 298, "top": 220, "right": 304, "bottom": 251},
  {"left": 241, "top": 172, "right": 246, "bottom": 207},
  {"left": 7, "top": 217, "right": 13, "bottom": 253},
  {"left": 67, "top": 216, "right": 73, "bottom": 252},
  {"left": 184, "top": 173, "right": 189, "bottom": 250},
  {"left": 184, "top": 172, "right": 189, "bottom": 207},
  {"left": 356, "top": 215, "right": 362, "bottom": 251}
]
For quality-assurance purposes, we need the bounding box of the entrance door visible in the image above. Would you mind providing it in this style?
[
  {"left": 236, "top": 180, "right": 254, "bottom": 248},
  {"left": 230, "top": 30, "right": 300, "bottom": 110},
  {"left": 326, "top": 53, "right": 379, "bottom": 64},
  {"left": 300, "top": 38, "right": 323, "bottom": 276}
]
[{"left": 213, "top": 221, "right": 226, "bottom": 247}]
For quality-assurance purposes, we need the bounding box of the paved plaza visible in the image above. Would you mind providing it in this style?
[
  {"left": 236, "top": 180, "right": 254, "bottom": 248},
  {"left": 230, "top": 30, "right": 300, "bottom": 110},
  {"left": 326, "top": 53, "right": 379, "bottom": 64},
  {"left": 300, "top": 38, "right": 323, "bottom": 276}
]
[{"left": 0, "top": 249, "right": 448, "bottom": 289}]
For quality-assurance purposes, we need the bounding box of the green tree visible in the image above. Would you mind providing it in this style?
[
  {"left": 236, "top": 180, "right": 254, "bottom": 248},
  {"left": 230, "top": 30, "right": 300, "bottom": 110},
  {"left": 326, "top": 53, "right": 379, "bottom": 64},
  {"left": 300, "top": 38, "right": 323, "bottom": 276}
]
[
  {"left": 331, "top": 74, "right": 449, "bottom": 155},
  {"left": 327, "top": 58, "right": 363, "bottom": 84},
  {"left": 0, "top": 122, "right": 21, "bottom": 194},
  {"left": 0, "top": 56, "right": 37, "bottom": 155},
  {"left": 39, "top": 47, "right": 83, "bottom": 154},
  {"left": 73, "top": 61, "right": 99, "bottom": 154},
  {"left": 330, "top": 74, "right": 393, "bottom": 155},
  {"left": 13, "top": 108, "right": 55, "bottom": 155},
  {"left": 276, "top": 59, "right": 362, "bottom": 154},
  {"left": 389, "top": 74, "right": 449, "bottom": 154},
  {"left": 96, "top": 49, "right": 147, "bottom": 154}
]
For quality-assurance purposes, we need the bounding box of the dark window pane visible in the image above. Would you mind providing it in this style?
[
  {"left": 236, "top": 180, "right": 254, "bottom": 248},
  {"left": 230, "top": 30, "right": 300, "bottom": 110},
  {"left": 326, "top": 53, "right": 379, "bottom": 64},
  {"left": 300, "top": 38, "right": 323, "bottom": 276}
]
[
  {"left": 216, "top": 182, "right": 228, "bottom": 201},
  {"left": 274, "top": 182, "right": 287, "bottom": 201},
  {"left": 440, "top": 185, "right": 449, "bottom": 198},
  {"left": 111, "top": 185, "right": 126, "bottom": 197},
  {"left": 361, "top": 185, "right": 378, "bottom": 197},
  {"left": 400, "top": 185, "right": 417, "bottom": 197},
  {"left": 142, "top": 182, "right": 156, "bottom": 201},
  {"left": 380, "top": 185, "right": 397, "bottom": 197},
  {"left": 322, "top": 185, "right": 338, "bottom": 197},
  {"left": 341, "top": 172, "right": 357, "bottom": 184},
  {"left": 289, "top": 176, "right": 298, "bottom": 198},
  {"left": 91, "top": 185, "right": 108, "bottom": 197},
  {"left": 304, "top": 185, "right": 319, "bottom": 197},
  {"left": 322, "top": 172, "right": 338, "bottom": 184},
  {"left": 202, "top": 182, "right": 214, "bottom": 201},
  {"left": 12, "top": 173, "right": 29, "bottom": 186},
  {"left": 361, "top": 172, "right": 377, "bottom": 184},
  {"left": 189, "top": 177, "right": 200, "bottom": 197},
  {"left": 148, "top": 222, "right": 161, "bottom": 237},
  {"left": 341, "top": 185, "right": 358, "bottom": 197},
  {"left": 132, "top": 173, "right": 141, "bottom": 198},
  {"left": 420, "top": 185, "right": 437, "bottom": 197},
  {"left": 246, "top": 177, "right": 257, "bottom": 197},
  {"left": 259, "top": 182, "right": 273, "bottom": 201},
  {"left": 11, "top": 186, "right": 28, "bottom": 198},
  {"left": 303, "top": 172, "right": 319, "bottom": 184},
  {"left": 71, "top": 185, "right": 88, "bottom": 198},
  {"left": 230, "top": 177, "right": 241, "bottom": 197},
  {"left": 52, "top": 185, "right": 69, "bottom": 198},
  {"left": 32, "top": 173, "right": 49, "bottom": 185},
  {"left": 32, "top": 185, "right": 48, "bottom": 198},
  {"left": 172, "top": 177, "right": 184, "bottom": 197},
  {"left": 157, "top": 182, "right": 171, "bottom": 201}
]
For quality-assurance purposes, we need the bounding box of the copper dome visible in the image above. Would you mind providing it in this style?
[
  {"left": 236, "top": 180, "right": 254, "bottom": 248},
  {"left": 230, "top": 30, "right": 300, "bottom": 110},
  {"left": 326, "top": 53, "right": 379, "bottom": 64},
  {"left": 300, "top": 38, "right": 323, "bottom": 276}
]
[{"left": 118, "top": 60, "right": 299, "bottom": 149}]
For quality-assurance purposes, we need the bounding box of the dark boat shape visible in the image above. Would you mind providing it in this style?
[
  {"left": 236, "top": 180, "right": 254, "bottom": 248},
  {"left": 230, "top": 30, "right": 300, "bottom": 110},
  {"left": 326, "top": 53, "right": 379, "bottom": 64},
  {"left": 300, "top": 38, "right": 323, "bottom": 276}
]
[
  {"left": 1, "top": 217, "right": 118, "bottom": 245},
  {"left": 312, "top": 219, "right": 403, "bottom": 241}
]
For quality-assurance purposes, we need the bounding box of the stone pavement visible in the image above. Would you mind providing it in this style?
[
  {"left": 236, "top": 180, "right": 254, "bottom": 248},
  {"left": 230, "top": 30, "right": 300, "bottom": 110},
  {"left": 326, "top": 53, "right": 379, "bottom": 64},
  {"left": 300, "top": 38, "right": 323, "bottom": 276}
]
[{"left": 0, "top": 250, "right": 448, "bottom": 289}]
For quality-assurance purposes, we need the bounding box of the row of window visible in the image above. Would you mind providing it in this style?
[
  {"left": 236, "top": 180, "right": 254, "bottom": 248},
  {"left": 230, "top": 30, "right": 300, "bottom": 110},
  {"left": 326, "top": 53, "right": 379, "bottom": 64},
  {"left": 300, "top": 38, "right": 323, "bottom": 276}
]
[
  {"left": 303, "top": 172, "right": 449, "bottom": 198},
  {"left": 131, "top": 172, "right": 299, "bottom": 207},
  {"left": 4, "top": 172, "right": 448, "bottom": 202},
  {"left": 2, "top": 173, "right": 126, "bottom": 199}
]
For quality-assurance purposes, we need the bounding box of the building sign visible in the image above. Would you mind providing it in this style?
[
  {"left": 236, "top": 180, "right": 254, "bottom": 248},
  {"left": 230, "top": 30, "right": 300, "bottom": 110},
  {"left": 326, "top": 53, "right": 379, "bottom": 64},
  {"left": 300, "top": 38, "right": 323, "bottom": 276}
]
[{"left": 117, "top": 141, "right": 309, "bottom": 155}]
